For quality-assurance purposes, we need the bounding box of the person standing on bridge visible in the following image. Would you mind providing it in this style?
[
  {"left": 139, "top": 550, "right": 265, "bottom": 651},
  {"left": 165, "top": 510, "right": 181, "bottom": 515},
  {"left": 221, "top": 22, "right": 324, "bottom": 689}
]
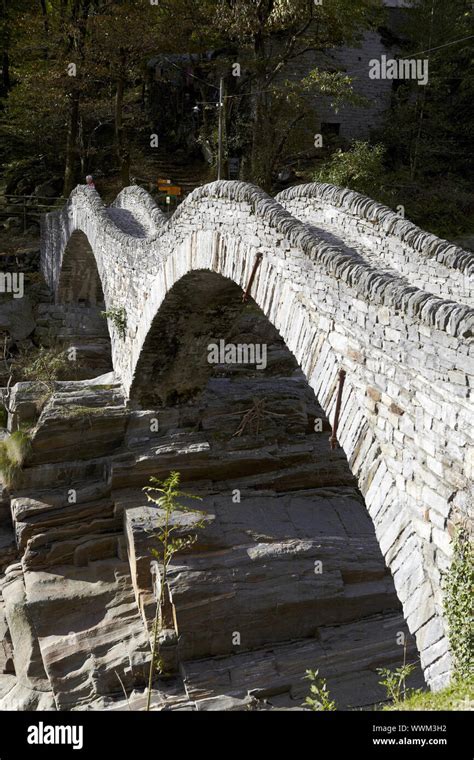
[{"left": 85, "top": 175, "right": 96, "bottom": 190}]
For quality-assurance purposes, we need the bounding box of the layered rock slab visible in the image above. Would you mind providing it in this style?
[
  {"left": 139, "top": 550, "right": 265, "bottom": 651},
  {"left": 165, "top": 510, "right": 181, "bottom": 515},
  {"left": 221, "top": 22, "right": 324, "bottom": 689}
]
[
  {"left": 181, "top": 612, "right": 423, "bottom": 710},
  {"left": 0, "top": 296, "right": 429, "bottom": 709},
  {"left": 22, "top": 559, "right": 150, "bottom": 711}
]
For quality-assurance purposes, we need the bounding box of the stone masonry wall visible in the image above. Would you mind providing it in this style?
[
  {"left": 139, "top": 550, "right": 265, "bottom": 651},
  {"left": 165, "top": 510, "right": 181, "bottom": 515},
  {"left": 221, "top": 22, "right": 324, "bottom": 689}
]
[
  {"left": 282, "top": 29, "right": 395, "bottom": 141},
  {"left": 277, "top": 184, "right": 473, "bottom": 306},
  {"left": 40, "top": 181, "right": 474, "bottom": 690}
]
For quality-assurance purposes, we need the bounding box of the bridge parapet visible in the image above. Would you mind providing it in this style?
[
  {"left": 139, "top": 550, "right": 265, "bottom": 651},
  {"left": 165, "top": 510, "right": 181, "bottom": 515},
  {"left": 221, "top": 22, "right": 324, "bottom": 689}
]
[{"left": 277, "top": 182, "right": 474, "bottom": 306}]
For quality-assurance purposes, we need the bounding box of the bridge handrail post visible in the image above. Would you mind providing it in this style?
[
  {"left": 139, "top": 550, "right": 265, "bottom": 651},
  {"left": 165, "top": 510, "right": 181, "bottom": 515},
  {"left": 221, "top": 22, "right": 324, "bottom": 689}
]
[
  {"left": 242, "top": 252, "right": 263, "bottom": 303},
  {"left": 329, "top": 368, "right": 347, "bottom": 450}
]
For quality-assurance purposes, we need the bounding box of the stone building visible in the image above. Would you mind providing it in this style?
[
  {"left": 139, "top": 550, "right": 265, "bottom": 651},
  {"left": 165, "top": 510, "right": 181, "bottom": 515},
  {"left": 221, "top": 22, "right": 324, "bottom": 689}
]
[
  {"left": 287, "top": 0, "right": 411, "bottom": 141},
  {"left": 146, "top": 1, "right": 412, "bottom": 169}
]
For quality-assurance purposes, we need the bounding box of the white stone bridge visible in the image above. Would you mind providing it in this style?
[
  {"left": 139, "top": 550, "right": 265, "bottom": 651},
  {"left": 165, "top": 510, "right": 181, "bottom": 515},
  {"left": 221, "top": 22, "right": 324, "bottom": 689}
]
[{"left": 40, "top": 181, "right": 474, "bottom": 691}]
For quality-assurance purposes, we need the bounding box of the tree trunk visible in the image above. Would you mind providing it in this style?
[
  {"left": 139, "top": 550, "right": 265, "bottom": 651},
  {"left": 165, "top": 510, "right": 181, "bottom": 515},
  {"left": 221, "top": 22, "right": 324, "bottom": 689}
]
[
  {"left": 115, "top": 57, "right": 130, "bottom": 188},
  {"left": 120, "top": 151, "right": 131, "bottom": 188},
  {"left": 78, "top": 115, "right": 85, "bottom": 177},
  {"left": 63, "top": 90, "right": 80, "bottom": 196},
  {"left": 1, "top": 0, "right": 11, "bottom": 95},
  {"left": 1, "top": 51, "right": 10, "bottom": 94},
  {"left": 39, "top": 0, "right": 49, "bottom": 37},
  {"left": 250, "top": 26, "right": 273, "bottom": 191},
  {"left": 251, "top": 95, "right": 273, "bottom": 191}
]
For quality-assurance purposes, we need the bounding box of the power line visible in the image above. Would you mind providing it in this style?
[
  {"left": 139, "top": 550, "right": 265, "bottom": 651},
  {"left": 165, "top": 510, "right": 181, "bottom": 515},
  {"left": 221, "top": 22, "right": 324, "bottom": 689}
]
[
  {"left": 331, "top": 33, "right": 474, "bottom": 79},
  {"left": 160, "top": 31, "right": 474, "bottom": 104},
  {"left": 399, "top": 34, "right": 474, "bottom": 60}
]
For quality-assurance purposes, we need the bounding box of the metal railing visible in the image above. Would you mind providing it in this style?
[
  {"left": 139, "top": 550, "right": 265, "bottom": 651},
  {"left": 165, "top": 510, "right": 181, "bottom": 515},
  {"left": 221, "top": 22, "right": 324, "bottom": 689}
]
[
  {"left": 0, "top": 187, "right": 185, "bottom": 231},
  {"left": 0, "top": 194, "right": 65, "bottom": 232}
]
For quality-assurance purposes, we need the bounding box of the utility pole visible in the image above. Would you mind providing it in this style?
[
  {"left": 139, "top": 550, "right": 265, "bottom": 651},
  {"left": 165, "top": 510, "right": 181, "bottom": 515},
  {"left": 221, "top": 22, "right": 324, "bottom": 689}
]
[{"left": 217, "top": 76, "right": 225, "bottom": 180}]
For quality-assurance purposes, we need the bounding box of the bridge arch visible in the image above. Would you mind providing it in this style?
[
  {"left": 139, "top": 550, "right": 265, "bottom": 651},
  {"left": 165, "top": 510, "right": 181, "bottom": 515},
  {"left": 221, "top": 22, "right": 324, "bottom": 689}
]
[
  {"left": 57, "top": 229, "right": 105, "bottom": 306},
  {"left": 129, "top": 240, "right": 447, "bottom": 682},
  {"left": 40, "top": 181, "right": 474, "bottom": 690}
]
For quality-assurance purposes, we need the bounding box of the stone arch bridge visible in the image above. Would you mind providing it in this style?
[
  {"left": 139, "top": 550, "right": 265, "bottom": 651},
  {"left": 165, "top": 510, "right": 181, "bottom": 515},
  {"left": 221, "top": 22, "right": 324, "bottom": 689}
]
[{"left": 40, "top": 180, "right": 474, "bottom": 691}]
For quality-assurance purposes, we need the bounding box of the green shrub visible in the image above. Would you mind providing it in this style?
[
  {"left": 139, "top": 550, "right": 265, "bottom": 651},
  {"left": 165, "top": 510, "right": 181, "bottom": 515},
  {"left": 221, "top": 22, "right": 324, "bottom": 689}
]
[
  {"left": 101, "top": 307, "right": 127, "bottom": 339},
  {"left": 304, "top": 669, "right": 337, "bottom": 711},
  {"left": 313, "top": 141, "right": 386, "bottom": 198},
  {"left": 383, "top": 676, "right": 473, "bottom": 711},
  {"left": 443, "top": 524, "right": 473, "bottom": 680},
  {"left": 0, "top": 430, "right": 31, "bottom": 488},
  {"left": 313, "top": 141, "right": 474, "bottom": 238},
  {"left": 13, "top": 346, "right": 72, "bottom": 384},
  {"left": 0, "top": 406, "right": 7, "bottom": 428},
  {"left": 377, "top": 661, "right": 416, "bottom": 704}
]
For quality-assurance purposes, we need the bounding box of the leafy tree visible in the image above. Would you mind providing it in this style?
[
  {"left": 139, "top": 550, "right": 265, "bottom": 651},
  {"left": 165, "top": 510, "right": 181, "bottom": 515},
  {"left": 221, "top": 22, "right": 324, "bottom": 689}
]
[
  {"left": 313, "top": 0, "right": 474, "bottom": 236},
  {"left": 207, "top": 0, "right": 382, "bottom": 189},
  {"left": 1, "top": 0, "right": 384, "bottom": 193},
  {"left": 2, "top": 1, "right": 168, "bottom": 192},
  {"left": 86, "top": 1, "right": 163, "bottom": 187},
  {"left": 4, "top": 0, "right": 471, "bottom": 227},
  {"left": 0, "top": 0, "right": 34, "bottom": 97},
  {"left": 2, "top": 1, "right": 96, "bottom": 193}
]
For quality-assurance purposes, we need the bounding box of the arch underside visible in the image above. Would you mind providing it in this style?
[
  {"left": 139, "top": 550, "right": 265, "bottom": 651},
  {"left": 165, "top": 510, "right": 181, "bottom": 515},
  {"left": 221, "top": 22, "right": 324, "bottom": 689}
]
[
  {"left": 54, "top": 229, "right": 112, "bottom": 376},
  {"left": 58, "top": 229, "right": 105, "bottom": 306},
  {"left": 124, "top": 237, "right": 460, "bottom": 692},
  {"left": 123, "top": 270, "right": 425, "bottom": 705}
]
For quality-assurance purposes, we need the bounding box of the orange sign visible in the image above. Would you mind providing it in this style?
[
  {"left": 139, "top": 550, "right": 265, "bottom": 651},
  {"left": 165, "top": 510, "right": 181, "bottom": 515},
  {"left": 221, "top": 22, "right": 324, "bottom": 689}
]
[{"left": 158, "top": 184, "right": 182, "bottom": 196}]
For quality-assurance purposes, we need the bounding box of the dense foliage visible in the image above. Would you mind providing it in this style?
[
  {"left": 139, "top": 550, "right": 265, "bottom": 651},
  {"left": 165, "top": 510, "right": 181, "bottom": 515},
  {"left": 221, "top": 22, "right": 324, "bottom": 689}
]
[
  {"left": 443, "top": 524, "right": 473, "bottom": 681},
  {"left": 0, "top": 0, "right": 472, "bottom": 235}
]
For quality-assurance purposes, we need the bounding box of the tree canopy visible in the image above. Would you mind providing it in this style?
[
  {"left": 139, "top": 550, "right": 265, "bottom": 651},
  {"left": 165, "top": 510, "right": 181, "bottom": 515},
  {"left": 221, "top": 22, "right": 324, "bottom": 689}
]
[{"left": 0, "top": 0, "right": 472, "bottom": 237}]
